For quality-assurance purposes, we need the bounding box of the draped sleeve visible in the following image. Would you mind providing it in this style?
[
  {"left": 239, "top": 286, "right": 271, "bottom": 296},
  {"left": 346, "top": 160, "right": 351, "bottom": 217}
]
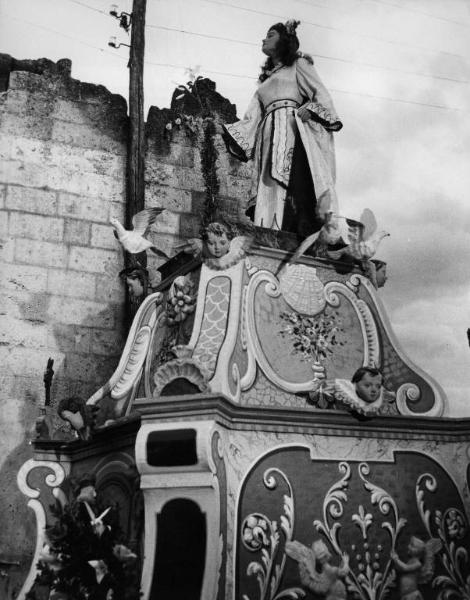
[
  {"left": 222, "top": 93, "right": 264, "bottom": 162},
  {"left": 296, "top": 57, "right": 343, "bottom": 132}
]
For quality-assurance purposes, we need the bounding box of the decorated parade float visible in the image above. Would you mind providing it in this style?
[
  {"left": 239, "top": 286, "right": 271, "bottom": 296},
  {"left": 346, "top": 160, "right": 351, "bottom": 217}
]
[
  {"left": 19, "top": 222, "right": 470, "bottom": 600},
  {"left": 14, "top": 19, "right": 470, "bottom": 600}
]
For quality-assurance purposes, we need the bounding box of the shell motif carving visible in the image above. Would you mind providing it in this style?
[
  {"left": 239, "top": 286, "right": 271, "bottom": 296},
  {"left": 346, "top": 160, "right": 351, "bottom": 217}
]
[
  {"left": 153, "top": 358, "right": 211, "bottom": 397},
  {"left": 279, "top": 264, "right": 326, "bottom": 316}
]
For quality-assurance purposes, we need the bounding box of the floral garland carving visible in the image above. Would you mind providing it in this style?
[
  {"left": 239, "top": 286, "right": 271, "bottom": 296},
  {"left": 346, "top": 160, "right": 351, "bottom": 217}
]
[
  {"left": 416, "top": 473, "right": 470, "bottom": 599},
  {"left": 241, "top": 468, "right": 305, "bottom": 600}
]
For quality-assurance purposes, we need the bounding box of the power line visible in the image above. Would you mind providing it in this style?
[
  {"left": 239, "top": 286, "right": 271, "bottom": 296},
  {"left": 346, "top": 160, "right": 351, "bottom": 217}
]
[
  {"left": 3, "top": 14, "right": 126, "bottom": 61},
  {"left": 146, "top": 23, "right": 258, "bottom": 47},
  {"left": 142, "top": 57, "right": 468, "bottom": 112},
  {"left": 145, "top": 22, "right": 470, "bottom": 86},
  {"left": 200, "top": 0, "right": 469, "bottom": 62},
  {"left": 66, "top": 0, "right": 109, "bottom": 16},
  {"left": 367, "top": 0, "right": 470, "bottom": 28},
  {"left": 3, "top": 13, "right": 468, "bottom": 113},
  {"left": 61, "top": 0, "right": 470, "bottom": 65}
]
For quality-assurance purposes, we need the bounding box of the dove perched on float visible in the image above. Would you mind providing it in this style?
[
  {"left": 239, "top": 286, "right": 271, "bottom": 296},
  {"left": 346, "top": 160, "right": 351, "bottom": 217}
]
[
  {"left": 327, "top": 208, "right": 389, "bottom": 266},
  {"left": 288, "top": 212, "right": 348, "bottom": 264},
  {"left": 110, "top": 208, "right": 169, "bottom": 258}
]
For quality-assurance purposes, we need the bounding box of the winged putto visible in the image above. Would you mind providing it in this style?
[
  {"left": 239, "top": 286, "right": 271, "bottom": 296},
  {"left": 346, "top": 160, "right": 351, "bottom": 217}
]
[{"left": 285, "top": 538, "right": 349, "bottom": 599}]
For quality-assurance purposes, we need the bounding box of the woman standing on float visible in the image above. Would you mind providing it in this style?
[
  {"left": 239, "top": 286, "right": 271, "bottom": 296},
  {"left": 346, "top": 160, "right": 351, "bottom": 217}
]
[{"left": 223, "top": 20, "right": 342, "bottom": 237}]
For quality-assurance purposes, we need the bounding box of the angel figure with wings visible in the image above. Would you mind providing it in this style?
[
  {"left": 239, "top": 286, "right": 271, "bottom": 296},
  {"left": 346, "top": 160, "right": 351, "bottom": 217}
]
[
  {"left": 285, "top": 538, "right": 349, "bottom": 599},
  {"left": 391, "top": 535, "right": 442, "bottom": 600},
  {"left": 177, "top": 221, "right": 253, "bottom": 270}
]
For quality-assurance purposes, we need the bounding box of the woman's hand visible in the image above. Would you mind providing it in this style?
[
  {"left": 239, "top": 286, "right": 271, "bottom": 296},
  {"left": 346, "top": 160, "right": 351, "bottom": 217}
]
[{"left": 297, "top": 105, "right": 311, "bottom": 122}]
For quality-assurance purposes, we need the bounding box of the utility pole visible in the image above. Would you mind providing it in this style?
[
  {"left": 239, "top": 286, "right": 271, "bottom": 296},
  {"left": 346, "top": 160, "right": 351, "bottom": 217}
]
[{"left": 127, "top": 0, "right": 147, "bottom": 229}]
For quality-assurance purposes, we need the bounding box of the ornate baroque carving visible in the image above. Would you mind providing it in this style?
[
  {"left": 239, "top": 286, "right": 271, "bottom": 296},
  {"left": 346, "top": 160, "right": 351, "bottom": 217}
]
[{"left": 16, "top": 459, "right": 67, "bottom": 600}]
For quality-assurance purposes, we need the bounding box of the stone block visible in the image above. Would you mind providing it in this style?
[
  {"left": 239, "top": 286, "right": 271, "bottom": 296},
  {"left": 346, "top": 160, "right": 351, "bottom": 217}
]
[
  {"left": 95, "top": 272, "right": 124, "bottom": 303},
  {"left": 9, "top": 212, "right": 64, "bottom": 242},
  {"left": 52, "top": 99, "right": 108, "bottom": 126},
  {"left": 47, "top": 296, "right": 116, "bottom": 328},
  {"left": 218, "top": 174, "right": 253, "bottom": 199},
  {"left": 5, "top": 185, "right": 57, "bottom": 214},
  {"left": 149, "top": 209, "right": 181, "bottom": 235},
  {"left": 146, "top": 183, "right": 192, "bottom": 213},
  {"left": 67, "top": 353, "right": 120, "bottom": 384},
  {"left": 0, "top": 209, "right": 8, "bottom": 238},
  {"left": 68, "top": 245, "right": 119, "bottom": 274},
  {"left": 3, "top": 289, "right": 49, "bottom": 323},
  {"left": 91, "top": 328, "right": 126, "bottom": 356},
  {"left": 51, "top": 119, "right": 126, "bottom": 154},
  {"left": 2, "top": 89, "right": 29, "bottom": 115},
  {"left": 149, "top": 142, "right": 196, "bottom": 168},
  {"left": 0, "top": 185, "right": 5, "bottom": 208},
  {"left": 0, "top": 237, "right": 14, "bottom": 262},
  {"left": 58, "top": 193, "right": 109, "bottom": 223},
  {"left": 47, "top": 269, "right": 96, "bottom": 299},
  {"left": 47, "top": 323, "right": 92, "bottom": 354},
  {"left": 64, "top": 219, "right": 91, "bottom": 245},
  {"left": 0, "top": 345, "right": 66, "bottom": 378},
  {"left": 90, "top": 223, "right": 119, "bottom": 250},
  {"left": 0, "top": 315, "right": 48, "bottom": 349},
  {"left": 0, "top": 159, "right": 49, "bottom": 188},
  {"left": 15, "top": 238, "right": 68, "bottom": 268},
  {"left": 145, "top": 162, "right": 205, "bottom": 192},
  {"left": 48, "top": 167, "right": 125, "bottom": 202},
  {"left": 49, "top": 144, "right": 126, "bottom": 178},
  {"left": 2, "top": 263, "right": 48, "bottom": 293},
  {"left": 179, "top": 212, "right": 202, "bottom": 237},
  {"left": 0, "top": 112, "right": 54, "bottom": 141}
]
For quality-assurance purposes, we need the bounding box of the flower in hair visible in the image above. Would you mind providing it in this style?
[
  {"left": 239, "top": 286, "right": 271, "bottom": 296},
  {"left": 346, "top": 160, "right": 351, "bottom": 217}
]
[{"left": 285, "top": 19, "right": 300, "bottom": 35}]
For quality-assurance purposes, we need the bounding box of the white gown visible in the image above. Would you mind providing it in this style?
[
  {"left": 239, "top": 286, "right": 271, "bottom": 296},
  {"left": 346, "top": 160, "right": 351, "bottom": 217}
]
[{"left": 224, "top": 57, "right": 342, "bottom": 230}]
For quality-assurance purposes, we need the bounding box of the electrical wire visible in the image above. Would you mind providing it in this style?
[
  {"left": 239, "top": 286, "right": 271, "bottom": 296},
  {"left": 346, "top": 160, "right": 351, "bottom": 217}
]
[
  {"left": 3, "top": 13, "right": 469, "bottom": 113},
  {"left": 60, "top": 0, "right": 470, "bottom": 64},
  {"left": 3, "top": 13, "right": 125, "bottom": 59},
  {"left": 367, "top": 0, "right": 470, "bottom": 28},
  {"left": 66, "top": 0, "right": 109, "bottom": 17},
  {"left": 58, "top": 0, "right": 470, "bottom": 85},
  {"left": 200, "top": 0, "right": 469, "bottom": 61},
  {"left": 146, "top": 23, "right": 470, "bottom": 85}
]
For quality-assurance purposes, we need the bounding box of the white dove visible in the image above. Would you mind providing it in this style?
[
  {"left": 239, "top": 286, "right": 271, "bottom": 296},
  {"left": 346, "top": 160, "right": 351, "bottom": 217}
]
[
  {"left": 110, "top": 208, "right": 168, "bottom": 259},
  {"left": 326, "top": 208, "right": 389, "bottom": 265},
  {"left": 84, "top": 501, "right": 111, "bottom": 537},
  {"left": 288, "top": 212, "right": 348, "bottom": 264}
]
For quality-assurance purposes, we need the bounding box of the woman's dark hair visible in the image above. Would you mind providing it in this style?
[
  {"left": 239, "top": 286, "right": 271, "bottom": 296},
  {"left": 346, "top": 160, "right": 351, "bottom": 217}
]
[
  {"left": 58, "top": 396, "right": 86, "bottom": 419},
  {"left": 119, "top": 265, "right": 149, "bottom": 297},
  {"left": 351, "top": 367, "right": 382, "bottom": 384},
  {"left": 259, "top": 22, "right": 300, "bottom": 82}
]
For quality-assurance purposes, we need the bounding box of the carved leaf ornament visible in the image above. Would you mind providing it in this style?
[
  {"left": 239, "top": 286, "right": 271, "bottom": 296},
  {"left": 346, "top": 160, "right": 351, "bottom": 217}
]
[{"left": 240, "top": 460, "right": 456, "bottom": 600}]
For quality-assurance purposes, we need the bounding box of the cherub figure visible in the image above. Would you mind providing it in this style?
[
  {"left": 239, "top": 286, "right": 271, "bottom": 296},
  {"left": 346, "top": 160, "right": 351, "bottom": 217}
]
[
  {"left": 285, "top": 538, "right": 349, "bottom": 599},
  {"left": 391, "top": 535, "right": 442, "bottom": 600},
  {"left": 57, "top": 396, "right": 93, "bottom": 440},
  {"left": 332, "top": 366, "right": 396, "bottom": 416},
  {"left": 119, "top": 264, "right": 150, "bottom": 306},
  {"left": 177, "top": 221, "right": 253, "bottom": 269},
  {"left": 353, "top": 366, "right": 382, "bottom": 404}
]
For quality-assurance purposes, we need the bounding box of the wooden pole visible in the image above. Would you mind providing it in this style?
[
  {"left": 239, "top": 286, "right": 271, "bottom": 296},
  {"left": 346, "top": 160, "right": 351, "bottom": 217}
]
[{"left": 127, "top": 0, "right": 147, "bottom": 229}]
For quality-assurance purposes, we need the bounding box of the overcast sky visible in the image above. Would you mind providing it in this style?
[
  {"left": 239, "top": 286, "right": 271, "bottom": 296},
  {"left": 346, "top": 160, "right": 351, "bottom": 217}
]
[{"left": 1, "top": 0, "right": 470, "bottom": 415}]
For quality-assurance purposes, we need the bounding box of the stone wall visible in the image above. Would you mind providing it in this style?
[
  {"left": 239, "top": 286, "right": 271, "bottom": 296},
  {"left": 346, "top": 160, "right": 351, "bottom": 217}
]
[
  {"left": 0, "top": 57, "right": 129, "bottom": 579},
  {"left": 0, "top": 55, "right": 252, "bottom": 588}
]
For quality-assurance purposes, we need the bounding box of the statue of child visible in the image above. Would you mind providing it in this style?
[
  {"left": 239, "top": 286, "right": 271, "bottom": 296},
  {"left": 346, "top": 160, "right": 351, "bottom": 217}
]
[{"left": 351, "top": 366, "right": 383, "bottom": 404}]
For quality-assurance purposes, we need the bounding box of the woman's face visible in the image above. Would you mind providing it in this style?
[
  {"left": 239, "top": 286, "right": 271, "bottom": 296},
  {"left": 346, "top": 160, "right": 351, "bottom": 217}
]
[{"left": 262, "top": 28, "right": 281, "bottom": 57}]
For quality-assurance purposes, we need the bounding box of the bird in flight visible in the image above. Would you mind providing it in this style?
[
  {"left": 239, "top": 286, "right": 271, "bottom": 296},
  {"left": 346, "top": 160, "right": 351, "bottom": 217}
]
[{"left": 110, "top": 207, "right": 169, "bottom": 258}]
